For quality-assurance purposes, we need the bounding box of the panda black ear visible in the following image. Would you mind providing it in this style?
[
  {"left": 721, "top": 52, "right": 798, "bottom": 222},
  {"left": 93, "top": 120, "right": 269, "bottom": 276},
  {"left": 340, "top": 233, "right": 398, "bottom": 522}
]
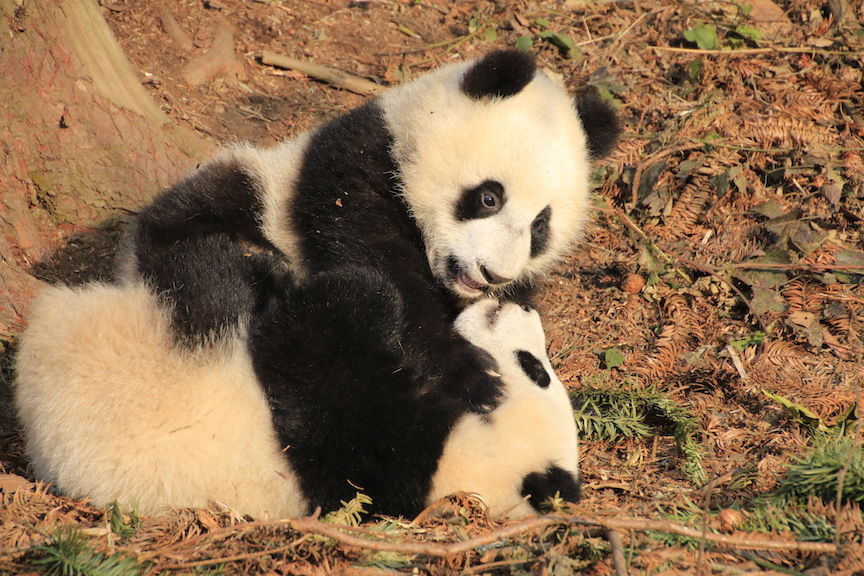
[
  {"left": 460, "top": 50, "right": 536, "bottom": 100},
  {"left": 574, "top": 87, "right": 621, "bottom": 160}
]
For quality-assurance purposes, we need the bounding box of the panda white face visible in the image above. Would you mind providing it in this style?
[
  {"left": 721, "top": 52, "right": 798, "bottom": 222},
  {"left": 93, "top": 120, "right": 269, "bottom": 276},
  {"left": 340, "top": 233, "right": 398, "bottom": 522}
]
[
  {"left": 381, "top": 56, "right": 598, "bottom": 300},
  {"left": 432, "top": 299, "right": 581, "bottom": 516}
]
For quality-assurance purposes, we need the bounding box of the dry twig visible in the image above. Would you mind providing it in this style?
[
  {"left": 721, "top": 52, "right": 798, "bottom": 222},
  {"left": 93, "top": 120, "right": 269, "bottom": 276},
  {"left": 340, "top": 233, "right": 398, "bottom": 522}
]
[
  {"left": 261, "top": 51, "right": 383, "bottom": 95},
  {"left": 605, "top": 528, "right": 630, "bottom": 576},
  {"left": 137, "top": 511, "right": 839, "bottom": 569}
]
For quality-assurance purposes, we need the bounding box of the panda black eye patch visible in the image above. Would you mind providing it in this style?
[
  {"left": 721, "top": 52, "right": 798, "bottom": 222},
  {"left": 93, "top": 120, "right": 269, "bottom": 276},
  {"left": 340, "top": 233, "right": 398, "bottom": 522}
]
[
  {"left": 455, "top": 180, "right": 506, "bottom": 221},
  {"left": 530, "top": 205, "right": 551, "bottom": 258},
  {"left": 516, "top": 350, "right": 550, "bottom": 388}
]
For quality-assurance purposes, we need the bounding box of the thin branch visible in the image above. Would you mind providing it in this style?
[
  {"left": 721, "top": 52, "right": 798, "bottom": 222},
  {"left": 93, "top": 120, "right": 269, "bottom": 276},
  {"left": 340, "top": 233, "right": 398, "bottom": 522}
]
[
  {"left": 685, "top": 137, "right": 795, "bottom": 153},
  {"left": 605, "top": 528, "right": 630, "bottom": 576},
  {"left": 651, "top": 45, "right": 864, "bottom": 57},
  {"left": 596, "top": 207, "right": 773, "bottom": 332},
  {"left": 669, "top": 252, "right": 770, "bottom": 334},
  {"left": 161, "top": 534, "right": 310, "bottom": 570},
  {"left": 604, "top": 207, "right": 693, "bottom": 284},
  {"left": 686, "top": 137, "right": 864, "bottom": 153},
  {"left": 723, "top": 262, "right": 864, "bottom": 271},
  {"left": 138, "top": 512, "right": 839, "bottom": 567},
  {"left": 260, "top": 51, "right": 383, "bottom": 96}
]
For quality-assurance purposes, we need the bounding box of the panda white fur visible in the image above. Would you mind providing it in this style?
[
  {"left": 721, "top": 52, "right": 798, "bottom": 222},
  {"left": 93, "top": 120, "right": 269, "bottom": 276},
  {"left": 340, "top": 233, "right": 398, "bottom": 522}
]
[
  {"left": 15, "top": 282, "right": 308, "bottom": 519},
  {"left": 16, "top": 285, "right": 577, "bottom": 518},
  {"left": 15, "top": 50, "right": 617, "bottom": 517}
]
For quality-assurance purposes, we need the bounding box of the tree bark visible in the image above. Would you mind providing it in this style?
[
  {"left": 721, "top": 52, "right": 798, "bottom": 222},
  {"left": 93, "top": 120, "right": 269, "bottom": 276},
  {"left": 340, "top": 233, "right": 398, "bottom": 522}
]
[{"left": 0, "top": 0, "right": 211, "bottom": 342}]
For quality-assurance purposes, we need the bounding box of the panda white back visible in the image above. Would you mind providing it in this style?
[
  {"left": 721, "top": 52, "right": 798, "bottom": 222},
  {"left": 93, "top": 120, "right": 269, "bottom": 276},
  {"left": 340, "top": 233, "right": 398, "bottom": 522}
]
[
  {"left": 15, "top": 283, "right": 307, "bottom": 518},
  {"left": 431, "top": 301, "right": 580, "bottom": 517}
]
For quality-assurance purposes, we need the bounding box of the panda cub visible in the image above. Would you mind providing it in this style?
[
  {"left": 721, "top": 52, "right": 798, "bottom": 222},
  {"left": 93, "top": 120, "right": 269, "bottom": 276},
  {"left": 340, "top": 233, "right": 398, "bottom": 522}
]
[
  {"left": 432, "top": 299, "right": 580, "bottom": 517},
  {"left": 16, "top": 285, "right": 577, "bottom": 519},
  {"left": 15, "top": 49, "right": 618, "bottom": 517}
]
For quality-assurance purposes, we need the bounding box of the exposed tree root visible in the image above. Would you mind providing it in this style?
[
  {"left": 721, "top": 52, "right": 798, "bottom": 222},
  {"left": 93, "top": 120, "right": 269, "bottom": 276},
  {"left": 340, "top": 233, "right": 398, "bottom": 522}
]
[
  {"left": 182, "top": 16, "right": 247, "bottom": 86},
  {"left": 159, "top": 8, "right": 194, "bottom": 53}
]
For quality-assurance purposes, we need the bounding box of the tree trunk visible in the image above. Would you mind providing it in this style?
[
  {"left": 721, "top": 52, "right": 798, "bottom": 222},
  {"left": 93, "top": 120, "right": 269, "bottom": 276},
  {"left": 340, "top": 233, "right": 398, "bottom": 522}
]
[{"left": 0, "top": 0, "right": 211, "bottom": 343}]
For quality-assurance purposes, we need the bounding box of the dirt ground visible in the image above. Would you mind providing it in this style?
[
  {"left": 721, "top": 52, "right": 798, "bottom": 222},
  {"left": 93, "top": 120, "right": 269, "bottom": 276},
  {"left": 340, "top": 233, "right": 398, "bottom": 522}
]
[{"left": 2, "top": 0, "right": 864, "bottom": 574}]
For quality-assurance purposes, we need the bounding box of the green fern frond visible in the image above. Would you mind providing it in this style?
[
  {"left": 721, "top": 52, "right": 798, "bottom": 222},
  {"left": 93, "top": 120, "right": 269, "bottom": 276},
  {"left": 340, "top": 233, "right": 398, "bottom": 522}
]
[
  {"left": 571, "top": 396, "right": 653, "bottom": 441},
  {"left": 322, "top": 492, "right": 373, "bottom": 526},
  {"left": 769, "top": 434, "right": 864, "bottom": 506},
  {"left": 571, "top": 384, "right": 707, "bottom": 485},
  {"left": 33, "top": 525, "right": 143, "bottom": 576},
  {"left": 745, "top": 502, "right": 838, "bottom": 541}
]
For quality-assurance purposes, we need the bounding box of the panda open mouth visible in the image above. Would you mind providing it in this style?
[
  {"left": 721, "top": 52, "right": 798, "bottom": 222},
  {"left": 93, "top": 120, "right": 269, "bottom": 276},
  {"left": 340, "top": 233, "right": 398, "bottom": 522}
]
[
  {"left": 448, "top": 256, "right": 487, "bottom": 296},
  {"left": 458, "top": 269, "right": 486, "bottom": 292}
]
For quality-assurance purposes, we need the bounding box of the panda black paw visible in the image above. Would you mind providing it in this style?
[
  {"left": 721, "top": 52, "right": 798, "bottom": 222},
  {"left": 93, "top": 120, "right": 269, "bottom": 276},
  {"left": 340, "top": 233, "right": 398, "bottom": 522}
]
[
  {"left": 521, "top": 465, "right": 582, "bottom": 510},
  {"left": 444, "top": 342, "right": 505, "bottom": 414}
]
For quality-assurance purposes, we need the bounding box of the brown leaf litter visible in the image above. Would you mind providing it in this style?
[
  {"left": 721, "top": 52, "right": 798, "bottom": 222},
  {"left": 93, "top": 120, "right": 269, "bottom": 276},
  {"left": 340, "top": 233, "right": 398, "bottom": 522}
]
[{"left": 2, "top": 0, "right": 864, "bottom": 573}]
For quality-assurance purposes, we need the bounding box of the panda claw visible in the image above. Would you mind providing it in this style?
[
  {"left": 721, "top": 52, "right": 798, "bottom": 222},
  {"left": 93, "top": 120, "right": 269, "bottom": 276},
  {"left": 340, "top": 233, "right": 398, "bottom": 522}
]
[{"left": 446, "top": 345, "right": 506, "bottom": 414}]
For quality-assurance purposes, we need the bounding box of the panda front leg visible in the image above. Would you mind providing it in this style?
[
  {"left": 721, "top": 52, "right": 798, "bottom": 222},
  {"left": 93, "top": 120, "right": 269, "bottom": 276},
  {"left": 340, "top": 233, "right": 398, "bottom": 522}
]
[
  {"left": 248, "top": 265, "right": 470, "bottom": 517},
  {"left": 430, "top": 299, "right": 581, "bottom": 517},
  {"left": 369, "top": 266, "right": 507, "bottom": 415}
]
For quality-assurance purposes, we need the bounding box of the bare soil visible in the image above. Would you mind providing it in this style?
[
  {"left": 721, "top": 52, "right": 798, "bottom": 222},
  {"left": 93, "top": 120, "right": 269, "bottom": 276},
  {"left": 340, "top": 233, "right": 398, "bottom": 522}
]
[{"left": 2, "top": 0, "right": 863, "bottom": 574}]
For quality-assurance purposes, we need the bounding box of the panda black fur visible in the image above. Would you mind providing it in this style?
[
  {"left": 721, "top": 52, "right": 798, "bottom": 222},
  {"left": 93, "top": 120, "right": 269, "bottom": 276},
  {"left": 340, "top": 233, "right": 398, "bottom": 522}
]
[{"left": 15, "top": 50, "right": 618, "bottom": 517}]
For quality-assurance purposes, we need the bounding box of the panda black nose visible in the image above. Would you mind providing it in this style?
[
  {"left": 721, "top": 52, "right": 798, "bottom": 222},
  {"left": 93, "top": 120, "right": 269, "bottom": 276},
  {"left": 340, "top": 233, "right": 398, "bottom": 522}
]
[{"left": 479, "top": 265, "right": 513, "bottom": 285}]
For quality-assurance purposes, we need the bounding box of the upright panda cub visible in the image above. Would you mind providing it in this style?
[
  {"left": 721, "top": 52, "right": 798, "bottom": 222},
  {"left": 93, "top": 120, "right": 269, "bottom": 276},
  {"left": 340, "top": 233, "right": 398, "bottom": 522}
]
[
  {"left": 15, "top": 49, "right": 618, "bottom": 517},
  {"left": 16, "top": 287, "right": 578, "bottom": 519}
]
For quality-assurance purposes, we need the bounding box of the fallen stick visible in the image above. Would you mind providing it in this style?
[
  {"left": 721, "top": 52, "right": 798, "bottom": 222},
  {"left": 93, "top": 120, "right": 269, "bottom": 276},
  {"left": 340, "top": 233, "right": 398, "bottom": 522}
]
[
  {"left": 144, "top": 511, "right": 838, "bottom": 568},
  {"left": 260, "top": 51, "right": 383, "bottom": 96},
  {"left": 285, "top": 514, "right": 840, "bottom": 556}
]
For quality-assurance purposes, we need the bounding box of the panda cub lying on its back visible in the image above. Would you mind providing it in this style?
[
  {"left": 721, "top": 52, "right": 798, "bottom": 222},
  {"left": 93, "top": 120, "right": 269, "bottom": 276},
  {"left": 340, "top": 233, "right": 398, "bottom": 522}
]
[
  {"left": 16, "top": 284, "right": 577, "bottom": 519},
  {"left": 15, "top": 49, "right": 618, "bottom": 518},
  {"left": 433, "top": 299, "right": 580, "bottom": 516}
]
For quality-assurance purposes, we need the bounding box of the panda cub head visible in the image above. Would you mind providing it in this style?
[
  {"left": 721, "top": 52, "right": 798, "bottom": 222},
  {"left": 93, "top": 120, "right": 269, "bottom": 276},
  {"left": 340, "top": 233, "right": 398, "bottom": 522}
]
[
  {"left": 430, "top": 299, "right": 580, "bottom": 517},
  {"left": 381, "top": 50, "right": 620, "bottom": 299}
]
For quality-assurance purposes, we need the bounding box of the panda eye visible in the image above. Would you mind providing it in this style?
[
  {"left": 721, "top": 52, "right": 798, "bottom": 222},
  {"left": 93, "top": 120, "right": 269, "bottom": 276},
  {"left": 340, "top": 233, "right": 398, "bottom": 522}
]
[
  {"left": 456, "top": 180, "right": 506, "bottom": 221},
  {"left": 481, "top": 192, "right": 498, "bottom": 209},
  {"left": 530, "top": 205, "right": 552, "bottom": 257},
  {"left": 532, "top": 214, "right": 546, "bottom": 229}
]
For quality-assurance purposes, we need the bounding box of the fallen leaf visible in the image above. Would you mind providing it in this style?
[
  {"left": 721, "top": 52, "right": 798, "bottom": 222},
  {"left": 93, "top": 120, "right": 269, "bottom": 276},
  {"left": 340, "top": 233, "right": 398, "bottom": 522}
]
[
  {"left": 788, "top": 222, "right": 828, "bottom": 255},
  {"left": 787, "top": 310, "right": 815, "bottom": 328},
  {"left": 762, "top": 389, "right": 827, "bottom": 431},
  {"left": 751, "top": 198, "right": 786, "bottom": 219},
  {"left": 835, "top": 249, "right": 864, "bottom": 268},
  {"left": 821, "top": 183, "right": 842, "bottom": 206},
  {"left": 733, "top": 249, "right": 792, "bottom": 289},
  {"left": 808, "top": 37, "right": 835, "bottom": 48},
  {"left": 822, "top": 329, "right": 855, "bottom": 361},
  {"left": 0, "top": 474, "right": 34, "bottom": 493},
  {"left": 746, "top": 0, "right": 793, "bottom": 40},
  {"left": 751, "top": 287, "right": 786, "bottom": 315}
]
